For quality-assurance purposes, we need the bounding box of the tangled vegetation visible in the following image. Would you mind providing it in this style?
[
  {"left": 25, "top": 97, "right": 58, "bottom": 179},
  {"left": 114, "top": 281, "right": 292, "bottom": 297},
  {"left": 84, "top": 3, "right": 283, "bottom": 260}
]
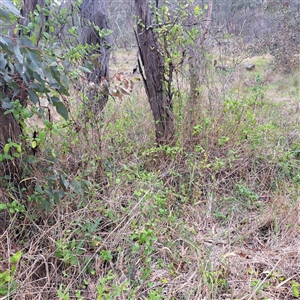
[{"left": 0, "top": 0, "right": 299, "bottom": 299}]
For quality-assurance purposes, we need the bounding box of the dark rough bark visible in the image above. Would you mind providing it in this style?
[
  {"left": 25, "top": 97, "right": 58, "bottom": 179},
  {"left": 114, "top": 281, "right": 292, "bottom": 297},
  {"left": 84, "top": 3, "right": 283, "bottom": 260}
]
[
  {"left": 0, "top": 73, "right": 28, "bottom": 185},
  {"left": 19, "top": 0, "right": 47, "bottom": 41},
  {"left": 80, "top": 0, "right": 112, "bottom": 115},
  {"left": 135, "top": 0, "right": 175, "bottom": 145},
  {"left": 0, "top": 109, "right": 23, "bottom": 185},
  {"left": 1, "top": 1, "right": 46, "bottom": 185}
]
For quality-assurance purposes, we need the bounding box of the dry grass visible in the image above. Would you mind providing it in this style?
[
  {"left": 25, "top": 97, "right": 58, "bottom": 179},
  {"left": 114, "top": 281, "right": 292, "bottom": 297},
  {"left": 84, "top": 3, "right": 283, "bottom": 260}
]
[
  {"left": 1, "top": 50, "right": 300, "bottom": 300},
  {"left": 111, "top": 49, "right": 138, "bottom": 75},
  {"left": 1, "top": 183, "right": 299, "bottom": 299}
]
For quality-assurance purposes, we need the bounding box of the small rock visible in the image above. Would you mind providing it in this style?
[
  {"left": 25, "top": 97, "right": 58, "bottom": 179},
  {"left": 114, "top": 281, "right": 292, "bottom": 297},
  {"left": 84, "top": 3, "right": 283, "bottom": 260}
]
[{"left": 244, "top": 63, "right": 255, "bottom": 71}]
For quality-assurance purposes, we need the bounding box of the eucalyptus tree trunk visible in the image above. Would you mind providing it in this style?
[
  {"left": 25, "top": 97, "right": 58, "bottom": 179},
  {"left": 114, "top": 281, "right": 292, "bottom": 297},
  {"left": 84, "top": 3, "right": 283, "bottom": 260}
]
[
  {"left": 20, "top": 0, "right": 45, "bottom": 27},
  {"left": 80, "top": 0, "right": 112, "bottom": 115},
  {"left": 1, "top": 0, "right": 46, "bottom": 184},
  {"left": 0, "top": 109, "right": 23, "bottom": 186},
  {"left": 135, "top": 0, "right": 175, "bottom": 145},
  {"left": 19, "top": 0, "right": 47, "bottom": 43}
]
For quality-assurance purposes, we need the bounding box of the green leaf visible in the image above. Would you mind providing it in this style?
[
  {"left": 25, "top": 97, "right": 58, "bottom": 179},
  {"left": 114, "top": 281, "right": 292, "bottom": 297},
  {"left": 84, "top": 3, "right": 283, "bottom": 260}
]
[
  {"left": 0, "top": 36, "right": 8, "bottom": 46},
  {"left": 2, "top": 36, "right": 13, "bottom": 48},
  {"left": 292, "top": 283, "right": 299, "bottom": 298},
  {"left": 43, "top": 32, "right": 50, "bottom": 39},
  {"left": 78, "top": 66, "right": 91, "bottom": 73},
  {"left": 15, "top": 61, "right": 29, "bottom": 83},
  {"left": 24, "top": 156, "right": 39, "bottom": 164},
  {"left": 70, "top": 180, "right": 82, "bottom": 195},
  {"left": 31, "top": 140, "right": 37, "bottom": 149},
  {"left": 13, "top": 42, "right": 23, "bottom": 64},
  {"left": 0, "top": 8, "right": 11, "bottom": 21},
  {"left": 32, "top": 72, "right": 46, "bottom": 91},
  {"left": 12, "top": 86, "right": 20, "bottom": 98},
  {"left": 70, "top": 255, "right": 79, "bottom": 265},
  {"left": 26, "top": 51, "right": 43, "bottom": 77},
  {"left": 50, "top": 66, "right": 62, "bottom": 83},
  {"left": 2, "top": 98, "right": 12, "bottom": 109},
  {"left": 0, "top": 0, "right": 21, "bottom": 17},
  {"left": 21, "top": 107, "right": 33, "bottom": 118},
  {"left": 29, "top": 83, "right": 41, "bottom": 91},
  {"left": 55, "top": 104, "right": 68, "bottom": 120},
  {"left": 10, "top": 251, "right": 22, "bottom": 263},
  {"left": 42, "top": 63, "right": 56, "bottom": 85},
  {"left": 85, "top": 60, "right": 94, "bottom": 70},
  {"left": 0, "top": 53, "right": 7, "bottom": 69},
  {"left": 3, "top": 68, "right": 12, "bottom": 82},
  {"left": 0, "top": 286, "right": 8, "bottom": 296},
  {"left": 3, "top": 144, "right": 10, "bottom": 153},
  {"left": 0, "top": 203, "right": 7, "bottom": 210},
  {"left": 60, "top": 174, "right": 69, "bottom": 189},
  {"left": 38, "top": 131, "right": 46, "bottom": 142},
  {"left": 90, "top": 53, "right": 101, "bottom": 60},
  {"left": 27, "top": 22, "right": 34, "bottom": 30},
  {"left": 50, "top": 96, "right": 68, "bottom": 120},
  {"left": 6, "top": 61, "right": 13, "bottom": 75},
  {"left": 19, "top": 36, "right": 35, "bottom": 48},
  {"left": 28, "top": 90, "right": 39, "bottom": 105}
]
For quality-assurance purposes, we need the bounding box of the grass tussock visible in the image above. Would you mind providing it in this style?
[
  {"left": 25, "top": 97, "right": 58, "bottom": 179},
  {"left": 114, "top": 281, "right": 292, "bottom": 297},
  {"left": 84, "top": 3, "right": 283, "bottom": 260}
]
[{"left": 1, "top": 52, "right": 300, "bottom": 300}]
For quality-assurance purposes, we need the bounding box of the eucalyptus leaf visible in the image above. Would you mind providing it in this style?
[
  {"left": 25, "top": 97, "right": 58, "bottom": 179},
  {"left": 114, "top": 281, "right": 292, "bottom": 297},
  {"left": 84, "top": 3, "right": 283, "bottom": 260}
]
[
  {"left": 53, "top": 101, "right": 68, "bottom": 120},
  {"left": 0, "top": 8, "right": 11, "bottom": 21},
  {"left": 7, "top": 61, "right": 14, "bottom": 75},
  {"left": 0, "top": 0, "right": 21, "bottom": 17},
  {"left": 27, "top": 51, "right": 43, "bottom": 77},
  {"left": 0, "top": 36, "right": 13, "bottom": 48},
  {"left": 0, "top": 36, "right": 8, "bottom": 46},
  {"left": 0, "top": 53, "right": 7, "bottom": 69},
  {"left": 32, "top": 72, "right": 46, "bottom": 91},
  {"left": 50, "top": 66, "right": 61, "bottom": 83},
  {"left": 29, "top": 83, "right": 41, "bottom": 91},
  {"left": 78, "top": 66, "right": 92, "bottom": 73},
  {"left": 15, "top": 61, "right": 29, "bottom": 83},
  {"left": 48, "top": 96, "right": 59, "bottom": 104},
  {"left": 60, "top": 174, "right": 69, "bottom": 189},
  {"left": 14, "top": 42, "right": 23, "bottom": 64},
  {"left": 2, "top": 97, "right": 12, "bottom": 109},
  {"left": 70, "top": 180, "right": 83, "bottom": 195},
  {"left": 3, "top": 68, "right": 12, "bottom": 82},
  {"left": 19, "top": 37, "right": 35, "bottom": 48},
  {"left": 24, "top": 155, "right": 40, "bottom": 164},
  {"left": 28, "top": 89, "right": 39, "bottom": 105}
]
